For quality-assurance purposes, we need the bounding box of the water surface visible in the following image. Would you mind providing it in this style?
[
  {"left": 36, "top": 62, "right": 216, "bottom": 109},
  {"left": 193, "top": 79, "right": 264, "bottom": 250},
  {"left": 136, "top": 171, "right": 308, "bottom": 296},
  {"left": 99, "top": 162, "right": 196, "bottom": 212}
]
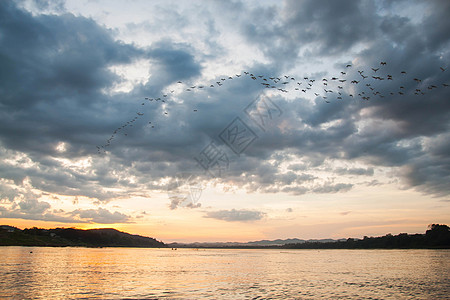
[{"left": 1, "top": 247, "right": 449, "bottom": 299}]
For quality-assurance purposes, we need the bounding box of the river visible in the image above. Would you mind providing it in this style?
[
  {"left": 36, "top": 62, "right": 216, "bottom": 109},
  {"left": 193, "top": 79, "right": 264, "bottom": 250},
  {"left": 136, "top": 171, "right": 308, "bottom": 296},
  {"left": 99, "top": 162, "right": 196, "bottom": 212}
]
[{"left": 1, "top": 247, "right": 449, "bottom": 299}]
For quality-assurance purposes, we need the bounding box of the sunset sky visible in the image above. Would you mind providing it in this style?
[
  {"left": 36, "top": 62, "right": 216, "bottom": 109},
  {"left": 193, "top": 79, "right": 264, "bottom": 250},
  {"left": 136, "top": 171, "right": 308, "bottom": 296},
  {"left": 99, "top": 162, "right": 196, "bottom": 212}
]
[{"left": 1, "top": 0, "right": 449, "bottom": 243}]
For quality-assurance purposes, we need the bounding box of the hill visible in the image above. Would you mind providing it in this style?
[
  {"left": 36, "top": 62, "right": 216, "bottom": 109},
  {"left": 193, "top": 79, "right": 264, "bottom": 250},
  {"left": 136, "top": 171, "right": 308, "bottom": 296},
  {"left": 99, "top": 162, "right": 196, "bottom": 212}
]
[{"left": 0, "top": 226, "right": 166, "bottom": 248}]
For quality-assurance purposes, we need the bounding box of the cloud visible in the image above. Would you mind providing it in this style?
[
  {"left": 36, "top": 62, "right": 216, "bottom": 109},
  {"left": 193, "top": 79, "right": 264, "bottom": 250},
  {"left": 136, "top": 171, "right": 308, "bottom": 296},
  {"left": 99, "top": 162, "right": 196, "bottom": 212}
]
[
  {"left": 204, "top": 209, "right": 266, "bottom": 222},
  {"left": 70, "top": 208, "right": 131, "bottom": 224},
  {"left": 240, "top": 0, "right": 378, "bottom": 66},
  {"left": 0, "top": 0, "right": 449, "bottom": 226},
  {"left": 335, "top": 167, "right": 374, "bottom": 176},
  {"left": 147, "top": 40, "right": 202, "bottom": 84},
  {"left": 312, "top": 183, "right": 353, "bottom": 194},
  {"left": 18, "top": 198, "right": 50, "bottom": 214},
  {"left": 168, "top": 195, "right": 201, "bottom": 210},
  {"left": 0, "top": 198, "right": 85, "bottom": 223}
]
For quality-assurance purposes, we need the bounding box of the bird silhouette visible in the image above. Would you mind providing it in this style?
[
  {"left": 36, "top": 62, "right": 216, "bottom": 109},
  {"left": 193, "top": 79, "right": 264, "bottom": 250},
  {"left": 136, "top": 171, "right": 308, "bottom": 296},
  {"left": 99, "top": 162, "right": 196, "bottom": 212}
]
[{"left": 98, "top": 59, "right": 449, "bottom": 152}]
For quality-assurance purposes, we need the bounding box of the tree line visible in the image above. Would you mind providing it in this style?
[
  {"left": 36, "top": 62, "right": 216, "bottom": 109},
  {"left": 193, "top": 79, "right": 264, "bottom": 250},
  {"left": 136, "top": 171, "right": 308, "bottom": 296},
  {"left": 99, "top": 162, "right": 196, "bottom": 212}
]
[{"left": 283, "top": 224, "right": 450, "bottom": 249}]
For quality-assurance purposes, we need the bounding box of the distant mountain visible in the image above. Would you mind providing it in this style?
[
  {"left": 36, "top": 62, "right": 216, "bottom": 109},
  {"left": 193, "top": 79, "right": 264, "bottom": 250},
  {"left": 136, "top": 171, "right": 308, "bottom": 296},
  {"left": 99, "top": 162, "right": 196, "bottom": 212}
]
[
  {"left": 0, "top": 226, "right": 166, "bottom": 248},
  {"left": 247, "top": 238, "right": 343, "bottom": 246},
  {"left": 168, "top": 238, "right": 345, "bottom": 248},
  {"left": 167, "top": 225, "right": 450, "bottom": 249}
]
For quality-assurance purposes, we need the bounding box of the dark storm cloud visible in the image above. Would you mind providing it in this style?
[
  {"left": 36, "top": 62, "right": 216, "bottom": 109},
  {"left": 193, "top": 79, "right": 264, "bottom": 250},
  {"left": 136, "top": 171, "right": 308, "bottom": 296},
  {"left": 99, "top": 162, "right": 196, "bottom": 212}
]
[
  {"left": 399, "top": 132, "right": 450, "bottom": 197},
  {"left": 422, "top": 0, "right": 450, "bottom": 52},
  {"left": 0, "top": 0, "right": 449, "bottom": 224},
  {"left": 121, "top": 0, "right": 449, "bottom": 198},
  {"left": 280, "top": 0, "right": 378, "bottom": 56},
  {"left": 0, "top": 2, "right": 206, "bottom": 201},
  {"left": 229, "top": 0, "right": 449, "bottom": 196},
  {"left": 147, "top": 40, "right": 202, "bottom": 84},
  {"left": 0, "top": 1, "right": 141, "bottom": 157},
  {"left": 204, "top": 209, "right": 266, "bottom": 222},
  {"left": 0, "top": 2, "right": 213, "bottom": 226},
  {"left": 240, "top": 0, "right": 378, "bottom": 65},
  {"left": 322, "top": 2, "right": 450, "bottom": 195}
]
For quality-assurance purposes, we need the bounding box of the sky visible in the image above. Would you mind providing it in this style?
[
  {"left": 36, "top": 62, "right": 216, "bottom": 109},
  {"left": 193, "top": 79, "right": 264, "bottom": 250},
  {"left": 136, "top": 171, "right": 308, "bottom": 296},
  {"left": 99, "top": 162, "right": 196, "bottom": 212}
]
[{"left": 0, "top": 0, "right": 449, "bottom": 243}]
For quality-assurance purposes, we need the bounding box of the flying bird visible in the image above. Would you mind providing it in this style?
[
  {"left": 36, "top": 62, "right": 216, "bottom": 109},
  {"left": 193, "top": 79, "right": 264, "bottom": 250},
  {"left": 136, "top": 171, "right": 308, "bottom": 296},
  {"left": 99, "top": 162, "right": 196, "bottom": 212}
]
[{"left": 101, "top": 62, "right": 449, "bottom": 151}]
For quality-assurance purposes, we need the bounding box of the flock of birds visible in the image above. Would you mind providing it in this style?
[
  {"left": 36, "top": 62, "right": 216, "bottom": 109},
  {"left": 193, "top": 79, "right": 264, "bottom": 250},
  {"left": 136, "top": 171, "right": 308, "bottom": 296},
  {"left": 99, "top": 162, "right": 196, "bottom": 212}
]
[{"left": 97, "top": 61, "right": 448, "bottom": 154}]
